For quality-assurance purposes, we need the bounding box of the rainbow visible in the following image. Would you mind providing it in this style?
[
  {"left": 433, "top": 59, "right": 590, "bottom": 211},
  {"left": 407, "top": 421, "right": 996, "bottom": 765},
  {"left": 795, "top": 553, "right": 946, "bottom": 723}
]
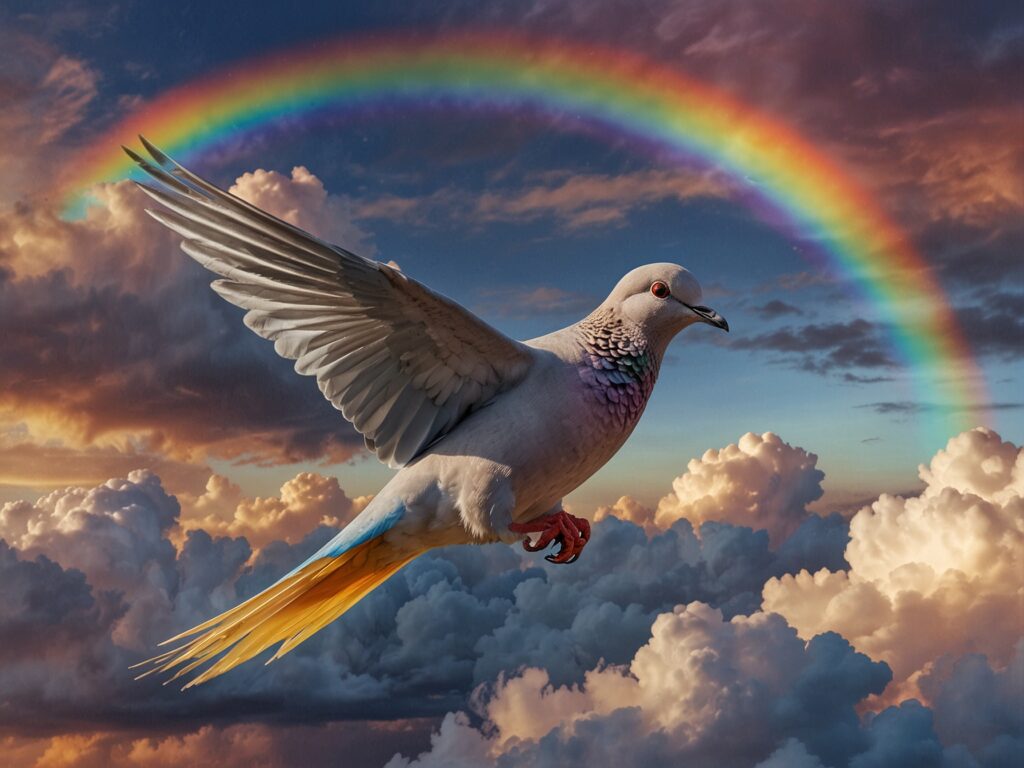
[{"left": 60, "top": 32, "right": 989, "bottom": 443}]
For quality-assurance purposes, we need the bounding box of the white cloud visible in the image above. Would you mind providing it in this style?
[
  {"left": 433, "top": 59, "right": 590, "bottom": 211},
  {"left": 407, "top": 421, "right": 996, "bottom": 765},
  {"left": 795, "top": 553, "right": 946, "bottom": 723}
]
[
  {"left": 0, "top": 470, "right": 180, "bottom": 649},
  {"left": 654, "top": 432, "right": 825, "bottom": 544},
  {"left": 763, "top": 427, "right": 1023, "bottom": 702},
  {"left": 229, "top": 166, "right": 376, "bottom": 255}
]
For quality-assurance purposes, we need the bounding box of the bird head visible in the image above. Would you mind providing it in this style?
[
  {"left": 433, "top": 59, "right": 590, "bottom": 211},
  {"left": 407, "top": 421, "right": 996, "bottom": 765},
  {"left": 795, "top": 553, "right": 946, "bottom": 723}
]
[{"left": 602, "top": 263, "right": 729, "bottom": 341}]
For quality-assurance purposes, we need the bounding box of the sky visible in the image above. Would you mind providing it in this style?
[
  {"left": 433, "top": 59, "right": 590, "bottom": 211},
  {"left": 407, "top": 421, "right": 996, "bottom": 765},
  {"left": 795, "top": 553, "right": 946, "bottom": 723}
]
[{"left": 0, "top": 1, "right": 1021, "bottom": 767}]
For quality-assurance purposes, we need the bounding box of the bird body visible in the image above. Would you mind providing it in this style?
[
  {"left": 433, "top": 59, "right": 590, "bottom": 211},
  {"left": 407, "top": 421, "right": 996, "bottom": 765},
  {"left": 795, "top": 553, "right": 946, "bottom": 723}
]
[{"left": 125, "top": 138, "right": 728, "bottom": 686}]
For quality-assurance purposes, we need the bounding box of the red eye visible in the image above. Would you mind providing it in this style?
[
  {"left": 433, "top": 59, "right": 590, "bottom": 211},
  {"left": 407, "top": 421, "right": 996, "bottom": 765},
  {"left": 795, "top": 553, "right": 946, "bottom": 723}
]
[{"left": 651, "top": 281, "right": 670, "bottom": 299}]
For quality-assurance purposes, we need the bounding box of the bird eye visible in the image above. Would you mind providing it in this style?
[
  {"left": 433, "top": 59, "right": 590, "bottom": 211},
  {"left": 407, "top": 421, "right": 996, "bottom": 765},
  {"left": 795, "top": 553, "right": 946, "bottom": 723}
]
[{"left": 651, "top": 281, "right": 670, "bottom": 299}]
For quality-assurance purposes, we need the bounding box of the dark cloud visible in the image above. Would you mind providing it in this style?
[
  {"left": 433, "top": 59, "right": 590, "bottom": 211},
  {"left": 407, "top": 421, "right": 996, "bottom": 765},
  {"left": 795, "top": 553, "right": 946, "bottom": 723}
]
[
  {"left": 754, "top": 299, "right": 804, "bottom": 319},
  {"left": 0, "top": 470, "right": 849, "bottom": 735},
  {"left": 955, "top": 292, "right": 1024, "bottom": 359},
  {"left": 392, "top": 618, "right": 960, "bottom": 768},
  {"left": 919, "top": 220, "right": 1024, "bottom": 290},
  {"left": 858, "top": 401, "right": 1024, "bottom": 416},
  {"left": 395, "top": 629, "right": 1020, "bottom": 768},
  {"left": 731, "top": 319, "right": 896, "bottom": 373},
  {"left": 842, "top": 373, "right": 896, "bottom": 384},
  {"left": 0, "top": 186, "right": 366, "bottom": 468},
  {"left": 920, "top": 643, "right": 1024, "bottom": 765}
]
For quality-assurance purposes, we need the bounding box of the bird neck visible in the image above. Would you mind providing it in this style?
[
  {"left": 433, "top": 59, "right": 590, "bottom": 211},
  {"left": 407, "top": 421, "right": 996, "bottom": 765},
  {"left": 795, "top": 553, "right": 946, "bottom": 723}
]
[{"left": 574, "top": 308, "right": 662, "bottom": 427}]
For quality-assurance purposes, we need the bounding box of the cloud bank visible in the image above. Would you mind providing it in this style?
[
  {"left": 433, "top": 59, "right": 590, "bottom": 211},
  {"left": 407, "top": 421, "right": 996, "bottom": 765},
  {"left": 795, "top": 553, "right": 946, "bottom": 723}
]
[
  {"left": 763, "top": 428, "right": 1023, "bottom": 702},
  {"left": 0, "top": 429, "right": 1018, "bottom": 766}
]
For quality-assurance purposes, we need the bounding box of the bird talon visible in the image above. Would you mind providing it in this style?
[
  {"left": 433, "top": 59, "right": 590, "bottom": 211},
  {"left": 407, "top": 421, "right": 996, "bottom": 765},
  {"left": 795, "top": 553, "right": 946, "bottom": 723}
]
[{"left": 511, "top": 510, "right": 590, "bottom": 565}]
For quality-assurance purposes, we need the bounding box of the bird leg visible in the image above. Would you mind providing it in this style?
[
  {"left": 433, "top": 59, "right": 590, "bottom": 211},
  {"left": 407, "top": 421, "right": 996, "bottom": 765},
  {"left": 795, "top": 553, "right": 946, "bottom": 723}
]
[{"left": 509, "top": 511, "right": 591, "bottom": 564}]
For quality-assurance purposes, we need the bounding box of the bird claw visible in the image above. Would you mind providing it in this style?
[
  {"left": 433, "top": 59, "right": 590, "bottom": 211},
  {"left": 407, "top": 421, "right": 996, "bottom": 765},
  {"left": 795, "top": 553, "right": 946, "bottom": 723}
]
[{"left": 509, "top": 511, "right": 591, "bottom": 565}]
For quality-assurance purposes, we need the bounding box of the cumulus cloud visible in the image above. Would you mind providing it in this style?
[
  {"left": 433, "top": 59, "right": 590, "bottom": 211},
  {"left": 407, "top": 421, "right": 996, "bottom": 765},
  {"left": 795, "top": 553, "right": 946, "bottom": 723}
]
[
  {"left": 179, "top": 472, "right": 371, "bottom": 548},
  {"left": 391, "top": 603, "right": 948, "bottom": 768},
  {"left": 763, "top": 428, "right": 1023, "bottom": 701},
  {"left": 394, "top": 602, "right": 1020, "bottom": 767},
  {"left": 593, "top": 495, "right": 658, "bottom": 535},
  {"left": 0, "top": 465, "right": 847, "bottom": 737},
  {"left": 0, "top": 169, "right": 375, "bottom": 473},
  {"left": 0, "top": 430, "right": 1018, "bottom": 766},
  {"left": 0, "top": 470, "right": 183, "bottom": 649},
  {"left": 228, "top": 166, "right": 375, "bottom": 255},
  {"left": 653, "top": 432, "right": 825, "bottom": 545}
]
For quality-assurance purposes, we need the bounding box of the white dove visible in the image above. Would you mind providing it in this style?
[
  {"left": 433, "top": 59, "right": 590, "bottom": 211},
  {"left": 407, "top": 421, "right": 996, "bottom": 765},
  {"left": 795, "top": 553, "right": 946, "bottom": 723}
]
[{"left": 125, "top": 138, "right": 729, "bottom": 687}]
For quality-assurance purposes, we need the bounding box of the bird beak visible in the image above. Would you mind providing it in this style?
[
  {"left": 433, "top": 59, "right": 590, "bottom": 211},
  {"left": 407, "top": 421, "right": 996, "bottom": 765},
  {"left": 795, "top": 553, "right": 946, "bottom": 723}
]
[{"left": 680, "top": 301, "right": 729, "bottom": 332}]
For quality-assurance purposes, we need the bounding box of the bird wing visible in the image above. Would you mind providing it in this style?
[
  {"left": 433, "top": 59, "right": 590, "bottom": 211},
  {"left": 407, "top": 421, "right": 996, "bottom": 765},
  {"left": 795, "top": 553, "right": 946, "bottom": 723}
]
[{"left": 126, "top": 138, "right": 533, "bottom": 467}]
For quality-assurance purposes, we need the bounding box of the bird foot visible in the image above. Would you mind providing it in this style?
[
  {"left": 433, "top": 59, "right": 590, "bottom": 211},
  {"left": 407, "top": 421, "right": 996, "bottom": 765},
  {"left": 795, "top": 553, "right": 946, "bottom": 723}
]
[{"left": 509, "top": 511, "right": 591, "bottom": 564}]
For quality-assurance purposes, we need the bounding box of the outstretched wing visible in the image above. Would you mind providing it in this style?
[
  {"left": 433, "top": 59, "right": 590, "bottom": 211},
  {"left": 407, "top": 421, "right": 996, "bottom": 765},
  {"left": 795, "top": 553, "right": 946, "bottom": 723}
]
[{"left": 127, "top": 138, "right": 533, "bottom": 467}]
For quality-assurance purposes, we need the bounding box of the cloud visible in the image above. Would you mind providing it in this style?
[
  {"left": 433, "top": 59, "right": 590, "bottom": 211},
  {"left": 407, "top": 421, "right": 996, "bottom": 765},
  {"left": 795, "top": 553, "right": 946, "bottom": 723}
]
[
  {"left": 762, "top": 428, "right": 1023, "bottom": 702},
  {"left": 594, "top": 495, "right": 657, "bottom": 534},
  {"left": 842, "top": 373, "right": 896, "bottom": 385},
  {"left": 350, "top": 168, "right": 735, "bottom": 232},
  {"left": 179, "top": 472, "right": 371, "bottom": 548},
  {"left": 228, "top": 166, "right": 375, "bottom": 255},
  {"left": 573, "top": 1, "right": 1022, "bottom": 229},
  {"left": 754, "top": 299, "right": 804, "bottom": 319},
  {"left": 731, "top": 319, "right": 896, "bottom": 374},
  {"left": 0, "top": 170, "right": 375, "bottom": 472},
  {"left": 857, "top": 401, "right": 1023, "bottom": 417},
  {"left": 394, "top": 603, "right": 1019, "bottom": 767},
  {"left": 0, "top": 465, "right": 847, "bottom": 736},
  {"left": 0, "top": 470, "right": 183, "bottom": 650},
  {"left": 389, "top": 604, "right": 897, "bottom": 768},
  {"left": 653, "top": 432, "right": 825, "bottom": 545},
  {"left": 919, "top": 641, "right": 1024, "bottom": 763},
  {"left": 473, "top": 168, "right": 734, "bottom": 230},
  {"left": 954, "top": 291, "right": 1024, "bottom": 359},
  {"left": 0, "top": 430, "right": 1017, "bottom": 766},
  {"left": 0, "top": 31, "right": 99, "bottom": 205},
  {"left": 6, "top": 721, "right": 435, "bottom": 768},
  {"left": 0, "top": 435, "right": 209, "bottom": 493}
]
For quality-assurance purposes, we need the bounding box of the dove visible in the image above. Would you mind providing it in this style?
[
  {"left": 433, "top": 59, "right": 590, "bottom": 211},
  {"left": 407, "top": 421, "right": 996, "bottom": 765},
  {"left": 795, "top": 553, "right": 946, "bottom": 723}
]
[{"left": 124, "top": 138, "right": 729, "bottom": 687}]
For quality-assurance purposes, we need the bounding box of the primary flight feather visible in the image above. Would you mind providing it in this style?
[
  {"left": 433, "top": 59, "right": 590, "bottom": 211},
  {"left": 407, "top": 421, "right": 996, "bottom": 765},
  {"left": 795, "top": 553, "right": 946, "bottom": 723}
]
[{"left": 126, "top": 138, "right": 729, "bottom": 688}]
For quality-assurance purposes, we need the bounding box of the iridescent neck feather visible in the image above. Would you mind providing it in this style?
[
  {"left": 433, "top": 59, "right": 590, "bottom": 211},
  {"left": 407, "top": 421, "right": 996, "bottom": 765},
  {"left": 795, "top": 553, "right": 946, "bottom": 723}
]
[{"left": 575, "top": 308, "right": 661, "bottom": 428}]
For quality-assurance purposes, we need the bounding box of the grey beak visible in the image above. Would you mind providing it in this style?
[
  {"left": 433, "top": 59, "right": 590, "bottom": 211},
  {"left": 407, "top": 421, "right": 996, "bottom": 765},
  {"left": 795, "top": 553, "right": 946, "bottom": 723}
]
[{"left": 682, "top": 302, "right": 729, "bottom": 332}]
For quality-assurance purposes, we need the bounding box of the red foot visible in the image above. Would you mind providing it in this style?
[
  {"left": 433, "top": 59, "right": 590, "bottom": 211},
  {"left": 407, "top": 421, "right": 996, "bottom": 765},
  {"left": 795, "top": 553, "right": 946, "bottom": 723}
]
[{"left": 509, "top": 511, "right": 591, "bottom": 564}]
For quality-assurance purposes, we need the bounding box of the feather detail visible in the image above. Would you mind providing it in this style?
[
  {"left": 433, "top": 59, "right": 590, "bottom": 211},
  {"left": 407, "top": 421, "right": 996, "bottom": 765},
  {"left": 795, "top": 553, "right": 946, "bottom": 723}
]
[
  {"left": 127, "top": 138, "right": 533, "bottom": 468},
  {"left": 132, "top": 501, "right": 416, "bottom": 688}
]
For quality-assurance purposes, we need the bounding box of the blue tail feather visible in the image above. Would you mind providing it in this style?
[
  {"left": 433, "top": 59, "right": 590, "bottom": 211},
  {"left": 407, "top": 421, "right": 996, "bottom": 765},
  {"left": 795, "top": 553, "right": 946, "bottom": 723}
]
[{"left": 284, "top": 497, "right": 406, "bottom": 578}]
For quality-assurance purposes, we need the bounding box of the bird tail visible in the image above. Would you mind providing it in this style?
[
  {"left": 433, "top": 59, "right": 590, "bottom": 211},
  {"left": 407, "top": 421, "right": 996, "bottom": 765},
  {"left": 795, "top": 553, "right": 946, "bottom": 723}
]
[{"left": 134, "top": 502, "right": 419, "bottom": 689}]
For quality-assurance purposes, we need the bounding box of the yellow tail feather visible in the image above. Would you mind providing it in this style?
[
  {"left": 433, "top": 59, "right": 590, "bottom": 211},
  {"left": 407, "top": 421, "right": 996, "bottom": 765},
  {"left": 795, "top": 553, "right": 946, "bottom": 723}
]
[{"left": 135, "top": 537, "right": 420, "bottom": 689}]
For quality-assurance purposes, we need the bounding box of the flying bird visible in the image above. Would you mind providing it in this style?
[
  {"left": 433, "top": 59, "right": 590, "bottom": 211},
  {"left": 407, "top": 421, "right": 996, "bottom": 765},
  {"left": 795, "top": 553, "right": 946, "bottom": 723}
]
[{"left": 125, "top": 138, "right": 729, "bottom": 687}]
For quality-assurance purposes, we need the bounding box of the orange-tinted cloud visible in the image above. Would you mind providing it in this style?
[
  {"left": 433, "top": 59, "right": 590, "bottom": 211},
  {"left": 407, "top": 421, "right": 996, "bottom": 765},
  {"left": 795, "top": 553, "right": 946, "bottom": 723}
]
[
  {"left": 5, "top": 720, "right": 435, "bottom": 768},
  {"left": 0, "top": 170, "right": 373, "bottom": 470},
  {"left": 179, "top": 471, "right": 371, "bottom": 548},
  {"left": 593, "top": 495, "right": 658, "bottom": 535}
]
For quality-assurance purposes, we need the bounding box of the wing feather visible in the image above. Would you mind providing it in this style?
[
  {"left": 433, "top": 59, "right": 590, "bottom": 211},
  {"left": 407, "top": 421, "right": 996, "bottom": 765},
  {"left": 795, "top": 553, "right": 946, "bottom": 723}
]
[{"left": 128, "top": 139, "right": 532, "bottom": 466}]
